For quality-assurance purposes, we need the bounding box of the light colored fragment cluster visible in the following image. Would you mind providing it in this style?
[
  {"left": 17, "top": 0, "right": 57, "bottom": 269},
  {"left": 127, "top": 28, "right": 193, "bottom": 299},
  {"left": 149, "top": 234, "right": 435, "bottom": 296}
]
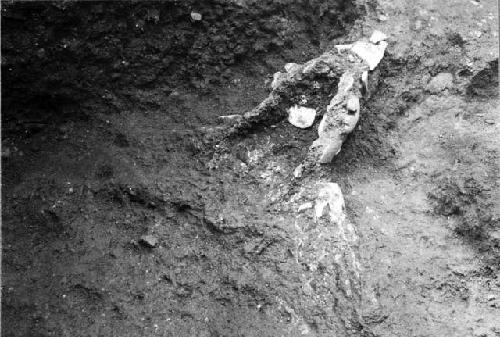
[{"left": 219, "top": 31, "right": 388, "bottom": 166}]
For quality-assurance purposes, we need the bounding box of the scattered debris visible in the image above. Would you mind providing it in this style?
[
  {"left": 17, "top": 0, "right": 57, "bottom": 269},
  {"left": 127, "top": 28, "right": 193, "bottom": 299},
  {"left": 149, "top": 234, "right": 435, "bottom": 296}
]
[
  {"left": 139, "top": 235, "right": 159, "bottom": 248},
  {"left": 287, "top": 105, "right": 317, "bottom": 128}
]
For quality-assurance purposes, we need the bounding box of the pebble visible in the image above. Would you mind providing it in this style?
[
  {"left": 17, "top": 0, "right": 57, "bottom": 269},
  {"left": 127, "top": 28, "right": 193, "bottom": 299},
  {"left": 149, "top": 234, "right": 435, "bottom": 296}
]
[
  {"left": 139, "top": 235, "right": 159, "bottom": 248},
  {"left": 298, "top": 202, "right": 313, "bottom": 212},
  {"left": 484, "top": 119, "right": 495, "bottom": 125},
  {"left": 426, "top": 72, "right": 453, "bottom": 93},
  {"left": 271, "top": 71, "right": 287, "bottom": 90},
  {"left": 361, "top": 71, "right": 369, "bottom": 91},
  {"left": 378, "top": 14, "right": 388, "bottom": 21},
  {"left": 284, "top": 62, "right": 301, "bottom": 73},
  {"left": 2, "top": 147, "right": 11, "bottom": 158},
  {"left": 293, "top": 164, "right": 304, "bottom": 178},
  {"left": 218, "top": 114, "right": 243, "bottom": 124},
  {"left": 190, "top": 12, "right": 202, "bottom": 21},
  {"left": 315, "top": 183, "right": 346, "bottom": 225},
  {"left": 313, "top": 136, "right": 343, "bottom": 164},
  {"left": 351, "top": 41, "right": 388, "bottom": 70},
  {"left": 346, "top": 94, "right": 360, "bottom": 113},
  {"left": 288, "top": 105, "right": 316, "bottom": 129},
  {"left": 369, "top": 30, "right": 388, "bottom": 44}
]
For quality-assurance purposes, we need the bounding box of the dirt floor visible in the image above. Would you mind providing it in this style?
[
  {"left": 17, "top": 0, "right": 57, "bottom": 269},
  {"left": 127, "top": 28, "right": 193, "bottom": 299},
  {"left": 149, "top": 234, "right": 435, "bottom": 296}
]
[{"left": 1, "top": 0, "right": 499, "bottom": 336}]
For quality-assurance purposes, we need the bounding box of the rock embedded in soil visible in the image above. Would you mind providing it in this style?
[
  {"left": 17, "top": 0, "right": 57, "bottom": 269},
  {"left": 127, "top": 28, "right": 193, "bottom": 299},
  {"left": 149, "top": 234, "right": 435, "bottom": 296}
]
[
  {"left": 370, "top": 30, "right": 389, "bottom": 44},
  {"left": 310, "top": 69, "right": 363, "bottom": 164},
  {"left": 218, "top": 114, "right": 243, "bottom": 125},
  {"left": 297, "top": 202, "right": 313, "bottom": 212},
  {"left": 139, "top": 235, "right": 159, "bottom": 248},
  {"left": 350, "top": 40, "right": 388, "bottom": 70},
  {"left": 426, "top": 72, "right": 454, "bottom": 93},
  {"left": 293, "top": 164, "right": 304, "bottom": 178},
  {"left": 287, "top": 105, "right": 317, "bottom": 128},
  {"left": 190, "top": 12, "right": 202, "bottom": 21}
]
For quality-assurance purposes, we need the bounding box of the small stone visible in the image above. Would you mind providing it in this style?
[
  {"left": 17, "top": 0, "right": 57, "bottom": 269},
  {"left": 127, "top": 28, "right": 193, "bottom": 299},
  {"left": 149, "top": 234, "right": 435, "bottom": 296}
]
[
  {"left": 139, "top": 235, "right": 158, "bottom": 248},
  {"left": 146, "top": 9, "right": 160, "bottom": 23},
  {"left": 110, "top": 247, "right": 122, "bottom": 258},
  {"left": 361, "top": 71, "right": 369, "bottom": 92},
  {"left": 487, "top": 294, "right": 496, "bottom": 301},
  {"left": 346, "top": 94, "right": 360, "bottom": 113},
  {"left": 369, "top": 30, "right": 388, "bottom": 44},
  {"left": 378, "top": 14, "right": 388, "bottom": 21},
  {"left": 293, "top": 164, "right": 304, "bottom": 178},
  {"left": 218, "top": 114, "right": 243, "bottom": 125},
  {"left": 288, "top": 105, "right": 316, "bottom": 129},
  {"left": 298, "top": 202, "right": 313, "bottom": 213},
  {"left": 190, "top": 12, "right": 202, "bottom": 21},
  {"left": 448, "top": 264, "right": 472, "bottom": 276},
  {"left": 284, "top": 63, "right": 301, "bottom": 73},
  {"left": 315, "top": 183, "right": 346, "bottom": 224},
  {"left": 311, "top": 136, "right": 344, "bottom": 164},
  {"left": 2, "top": 147, "right": 11, "bottom": 158},
  {"left": 302, "top": 59, "right": 331, "bottom": 74},
  {"left": 351, "top": 41, "right": 387, "bottom": 70},
  {"left": 426, "top": 73, "right": 453, "bottom": 93},
  {"left": 271, "top": 71, "right": 287, "bottom": 90},
  {"left": 334, "top": 44, "right": 353, "bottom": 53},
  {"left": 484, "top": 119, "right": 495, "bottom": 125}
]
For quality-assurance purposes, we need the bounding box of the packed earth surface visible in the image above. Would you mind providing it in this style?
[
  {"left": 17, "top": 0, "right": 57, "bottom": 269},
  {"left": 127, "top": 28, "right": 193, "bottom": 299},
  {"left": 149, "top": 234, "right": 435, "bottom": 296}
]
[{"left": 1, "top": 0, "right": 499, "bottom": 336}]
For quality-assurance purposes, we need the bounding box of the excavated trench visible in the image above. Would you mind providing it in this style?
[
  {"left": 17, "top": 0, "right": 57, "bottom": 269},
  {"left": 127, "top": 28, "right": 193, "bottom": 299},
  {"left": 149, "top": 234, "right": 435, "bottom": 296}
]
[
  {"left": 3, "top": 1, "right": 499, "bottom": 337},
  {"left": 1, "top": 2, "right": 381, "bottom": 336}
]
